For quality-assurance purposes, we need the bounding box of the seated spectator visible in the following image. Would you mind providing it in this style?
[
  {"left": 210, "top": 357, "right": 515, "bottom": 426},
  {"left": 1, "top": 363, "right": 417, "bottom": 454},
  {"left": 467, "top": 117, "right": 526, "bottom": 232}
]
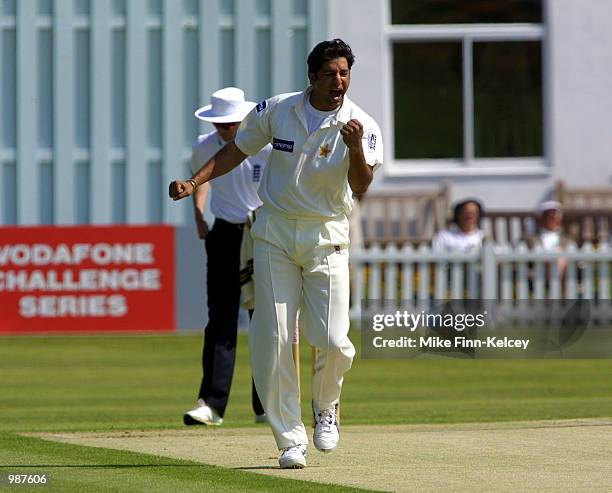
[
  {"left": 524, "top": 200, "right": 575, "bottom": 284},
  {"left": 432, "top": 199, "right": 485, "bottom": 252},
  {"left": 524, "top": 200, "right": 573, "bottom": 250}
]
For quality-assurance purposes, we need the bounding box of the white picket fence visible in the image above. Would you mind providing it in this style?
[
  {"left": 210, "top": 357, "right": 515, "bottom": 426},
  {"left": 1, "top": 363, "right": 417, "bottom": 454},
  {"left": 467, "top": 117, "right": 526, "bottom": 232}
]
[{"left": 349, "top": 241, "right": 612, "bottom": 322}]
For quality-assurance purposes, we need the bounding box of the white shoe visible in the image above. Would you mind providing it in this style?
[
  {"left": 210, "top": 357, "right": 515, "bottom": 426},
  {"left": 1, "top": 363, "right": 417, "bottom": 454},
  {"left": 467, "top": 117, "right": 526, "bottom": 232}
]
[
  {"left": 278, "top": 444, "right": 307, "bottom": 469},
  {"left": 183, "top": 399, "right": 223, "bottom": 426},
  {"left": 254, "top": 413, "right": 268, "bottom": 424},
  {"left": 313, "top": 403, "right": 339, "bottom": 453}
]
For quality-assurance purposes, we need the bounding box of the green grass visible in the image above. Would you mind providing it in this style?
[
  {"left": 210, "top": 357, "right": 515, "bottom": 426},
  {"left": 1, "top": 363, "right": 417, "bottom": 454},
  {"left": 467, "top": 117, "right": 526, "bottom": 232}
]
[
  {"left": 0, "top": 433, "right": 365, "bottom": 492},
  {"left": 1, "top": 332, "right": 611, "bottom": 491}
]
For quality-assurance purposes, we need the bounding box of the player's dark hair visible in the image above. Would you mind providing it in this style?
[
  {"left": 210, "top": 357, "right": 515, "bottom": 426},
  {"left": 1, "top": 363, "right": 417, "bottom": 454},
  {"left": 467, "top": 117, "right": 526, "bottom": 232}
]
[
  {"left": 452, "top": 199, "right": 484, "bottom": 225},
  {"left": 307, "top": 38, "right": 355, "bottom": 74}
]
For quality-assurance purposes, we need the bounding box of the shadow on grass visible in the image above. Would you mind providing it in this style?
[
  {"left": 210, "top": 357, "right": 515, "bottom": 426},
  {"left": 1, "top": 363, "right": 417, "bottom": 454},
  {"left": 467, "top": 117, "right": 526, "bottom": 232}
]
[{"left": 0, "top": 464, "right": 205, "bottom": 468}]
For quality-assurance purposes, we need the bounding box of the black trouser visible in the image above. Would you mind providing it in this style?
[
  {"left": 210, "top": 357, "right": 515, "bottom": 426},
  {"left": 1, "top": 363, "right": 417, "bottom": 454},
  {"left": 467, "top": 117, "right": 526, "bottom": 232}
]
[{"left": 198, "top": 218, "right": 264, "bottom": 417}]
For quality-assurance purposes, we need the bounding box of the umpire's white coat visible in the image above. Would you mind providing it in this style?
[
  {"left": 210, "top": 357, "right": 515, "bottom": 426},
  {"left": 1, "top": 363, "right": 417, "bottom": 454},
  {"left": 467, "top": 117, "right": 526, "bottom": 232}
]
[{"left": 235, "top": 88, "right": 383, "bottom": 449}]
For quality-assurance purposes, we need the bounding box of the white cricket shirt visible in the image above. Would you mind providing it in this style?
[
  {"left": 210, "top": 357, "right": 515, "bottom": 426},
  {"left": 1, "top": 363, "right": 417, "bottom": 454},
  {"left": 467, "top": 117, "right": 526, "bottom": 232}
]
[
  {"left": 432, "top": 225, "right": 485, "bottom": 252},
  {"left": 191, "top": 131, "right": 271, "bottom": 223},
  {"left": 539, "top": 230, "right": 561, "bottom": 250},
  {"left": 234, "top": 88, "right": 383, "bottom": 219}
]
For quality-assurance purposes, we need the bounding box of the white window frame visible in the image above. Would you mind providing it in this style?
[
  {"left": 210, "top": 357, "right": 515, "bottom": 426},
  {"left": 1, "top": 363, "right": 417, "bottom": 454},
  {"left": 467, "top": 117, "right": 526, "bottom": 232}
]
[{"left": 382, "top": 2, "right": 550, "bottom": 178}]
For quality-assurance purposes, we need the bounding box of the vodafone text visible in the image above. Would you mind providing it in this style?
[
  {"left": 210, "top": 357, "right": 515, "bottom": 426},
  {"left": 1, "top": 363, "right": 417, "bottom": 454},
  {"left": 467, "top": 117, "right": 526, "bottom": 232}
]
[
  {"left": 0, "top": 242, "right": 161, "bottom": 319},
  {"left": 0, "top": 243, "right": 154, "bottom": 266}
]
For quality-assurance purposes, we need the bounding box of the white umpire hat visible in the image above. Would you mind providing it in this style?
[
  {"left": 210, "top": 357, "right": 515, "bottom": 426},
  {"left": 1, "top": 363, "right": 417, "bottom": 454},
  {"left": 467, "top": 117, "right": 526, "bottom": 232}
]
[
  {"left": 538, "top": 200, "right": 563, "bottom": 214},
  {"left": 194, "top": 87, "right": 256, "bottom": 123}
]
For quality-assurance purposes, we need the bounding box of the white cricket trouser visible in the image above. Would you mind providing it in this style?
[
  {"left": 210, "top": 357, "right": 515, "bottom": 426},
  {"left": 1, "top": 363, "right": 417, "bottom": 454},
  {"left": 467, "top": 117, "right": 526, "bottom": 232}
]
[{"left": 249, "top": 206, "right": 355, "bottom": 449}]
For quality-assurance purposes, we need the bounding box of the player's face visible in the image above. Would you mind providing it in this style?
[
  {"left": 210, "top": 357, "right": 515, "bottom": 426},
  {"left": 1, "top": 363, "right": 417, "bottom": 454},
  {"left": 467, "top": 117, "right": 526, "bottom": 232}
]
[
  {"left": 213, "top": 121, "right": 240, "bottom": 141},
  {"left": 308, "top": 57, "right": 351, "bottom": 111}
]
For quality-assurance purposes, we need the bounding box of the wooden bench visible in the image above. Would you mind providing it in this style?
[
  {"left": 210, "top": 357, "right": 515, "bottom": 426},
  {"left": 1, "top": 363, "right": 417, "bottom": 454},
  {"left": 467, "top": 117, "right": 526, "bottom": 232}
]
[
  {"left": 467, "top": 181, "right": 612, "bottom": 246},
  {"left": 358, "top": 180, "right": 612, "bottom": 248},
  {"left": 555, "top": 180, "right": 612, "bottom": 209},
  {"left": 359, "top": 185, "right": 449, "bottom": 248},
  {"left": 361, "top": 207, "right": 610, "bottom": 248},
  {"left": 481, "top": 211, "right": 536, "bottom": 246},
  {"left": 554, "top": 181, "right": 612, "bottom": 245},
  {"left": 483, "top": 209, "right": 611, "bottom": 246}
]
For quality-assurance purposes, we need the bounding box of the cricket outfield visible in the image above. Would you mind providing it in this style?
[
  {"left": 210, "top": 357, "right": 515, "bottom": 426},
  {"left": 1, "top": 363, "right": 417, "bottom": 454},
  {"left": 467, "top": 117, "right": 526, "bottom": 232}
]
[{"left": 2, "top": 333, "right": 612, "bottom": 492}]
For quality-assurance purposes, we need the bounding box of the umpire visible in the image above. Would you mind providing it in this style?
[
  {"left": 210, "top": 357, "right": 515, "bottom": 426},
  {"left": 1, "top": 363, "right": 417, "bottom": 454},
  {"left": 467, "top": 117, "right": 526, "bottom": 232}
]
[{"left": 183, "top": 87, "right": 271, "bottom": 426}]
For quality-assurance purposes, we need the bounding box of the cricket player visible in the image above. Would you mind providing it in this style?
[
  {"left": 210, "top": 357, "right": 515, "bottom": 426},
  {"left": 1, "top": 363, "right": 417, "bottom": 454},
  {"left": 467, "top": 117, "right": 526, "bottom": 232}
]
[{"left": 170, "top": 39, "right": 383, "bottom": 469}]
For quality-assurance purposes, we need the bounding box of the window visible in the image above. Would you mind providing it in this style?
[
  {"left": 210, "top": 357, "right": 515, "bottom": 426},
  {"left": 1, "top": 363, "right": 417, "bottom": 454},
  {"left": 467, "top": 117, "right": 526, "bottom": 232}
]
[
  {"left": 391, "top": 0, "right": 542, "bottom": 25},
  {"left": 389, "top": 0, "right": 545, "bottom": 171},
  {"left": 473, "top": 41, "right": 542, "bottom": 158},
  {"left": 393, "top": 42, "right": 463, "bottom": 159}
]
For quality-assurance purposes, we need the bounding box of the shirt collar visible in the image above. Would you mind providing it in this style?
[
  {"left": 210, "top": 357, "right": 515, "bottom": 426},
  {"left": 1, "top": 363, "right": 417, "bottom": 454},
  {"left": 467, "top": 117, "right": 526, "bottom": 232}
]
[
  {"left": 293, "top": 91, "right": 309, "bottom": 132},
  {"left": 335, "top": 94, "right": 352, "bottom": 124},
  {"left": 294, "top": 87, "right": 353, "bottom": 130},
  {"left": 450, "top": 224, "right": 482, "bottom": 236}
]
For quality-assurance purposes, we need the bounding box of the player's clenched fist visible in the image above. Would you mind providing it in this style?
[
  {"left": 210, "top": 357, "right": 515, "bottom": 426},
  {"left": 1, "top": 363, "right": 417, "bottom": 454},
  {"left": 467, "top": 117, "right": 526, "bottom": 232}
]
[
  {"left": 168, "top": 180, "right": 196, "bottom": 201},
  {"left": 340, "top": 118, "right": 363, "bottom": 150}
]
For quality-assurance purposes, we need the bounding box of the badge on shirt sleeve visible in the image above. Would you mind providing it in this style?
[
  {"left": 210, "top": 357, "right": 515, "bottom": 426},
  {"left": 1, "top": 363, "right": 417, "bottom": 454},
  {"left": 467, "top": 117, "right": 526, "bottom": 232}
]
[
  {"left": 256, "top": 100, "right": 267, "bottom": 113},
  {"left": 367, "top": 131, "right": 377, "bottom": 151},
  {"left": 252, "top": 164, "right": 261, "bottom": 182}
]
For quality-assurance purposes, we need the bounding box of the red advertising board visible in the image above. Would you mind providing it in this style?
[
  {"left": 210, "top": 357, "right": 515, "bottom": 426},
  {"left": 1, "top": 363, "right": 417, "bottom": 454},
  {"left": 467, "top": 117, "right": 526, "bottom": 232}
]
[{"left": 0, "top": 226, "right": 175, "bottom": 333}]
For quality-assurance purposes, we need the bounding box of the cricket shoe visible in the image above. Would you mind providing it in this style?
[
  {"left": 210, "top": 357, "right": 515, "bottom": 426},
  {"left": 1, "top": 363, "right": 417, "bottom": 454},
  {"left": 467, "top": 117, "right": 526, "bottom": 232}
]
[
  {"left": 313, "top": 403, "right": 339, "bottom": 453},
  {"left": 278, "top": 444, "right": 307, "bottom": 469},
  {"left": 254, "top": 413, "right": 268, "bottom": 424},
  {"left": 183, "top": 399, "right": 223, "bottom": 426}
]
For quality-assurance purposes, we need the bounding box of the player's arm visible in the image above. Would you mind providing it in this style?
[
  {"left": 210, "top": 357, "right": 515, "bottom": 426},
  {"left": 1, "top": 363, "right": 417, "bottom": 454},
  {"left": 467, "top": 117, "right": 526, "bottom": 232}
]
[
  {"left": 169, "top": 142, "right": 247, "bottom": 201},
  {"left": 192, "top": 181, "right": 210, "bottom": 239},
  {"left": 341, "top": 119, "right": 373, "bottom": 195}
]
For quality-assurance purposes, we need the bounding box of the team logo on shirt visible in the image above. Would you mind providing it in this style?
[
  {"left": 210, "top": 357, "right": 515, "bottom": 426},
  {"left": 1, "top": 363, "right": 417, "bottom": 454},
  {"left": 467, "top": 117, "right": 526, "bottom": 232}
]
[
  {"left": 252, "top": 164, "right": 261, "bottom": 182},
  {"left": 256, "top": 100, "right": 267, "bottom": 112},
  {"left": 319, "top": 143, "right": 331, "bottom": 158},
  {"left": 272, "top": 138, "right": 294, "bottom": 152},
  {"left": 367, "top": 132, "right": 377, "bottom": 151}
]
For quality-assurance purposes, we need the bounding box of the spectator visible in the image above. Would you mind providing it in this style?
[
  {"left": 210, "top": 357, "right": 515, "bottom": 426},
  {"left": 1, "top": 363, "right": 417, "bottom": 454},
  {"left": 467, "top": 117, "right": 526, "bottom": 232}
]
[
  {"left": 524, "top": 200, "right": 575, "bottom": 284},
  {"left": 524, "top": 200, "right": 573, "bottom": 250},
  {"left": 432, "top": 199, "right": 485, "bottom": 252}
]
